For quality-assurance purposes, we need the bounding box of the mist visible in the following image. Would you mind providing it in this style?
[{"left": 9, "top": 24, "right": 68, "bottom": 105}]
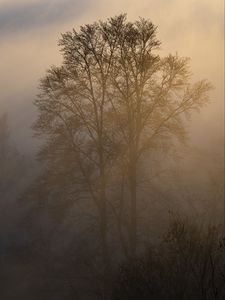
[{"left": 0, "top": 1, "right": 224, "bottom": 299}]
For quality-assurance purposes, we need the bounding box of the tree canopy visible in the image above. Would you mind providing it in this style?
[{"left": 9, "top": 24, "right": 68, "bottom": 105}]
[{"left": 34, "top": 14, "right": 212, "bottom": 273}]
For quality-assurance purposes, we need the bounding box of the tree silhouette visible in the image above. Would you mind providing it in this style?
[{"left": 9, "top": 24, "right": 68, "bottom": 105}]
[
  {"left": 34, "top": 14, "right": 212, "bottom": 285},
  {"left": 0, "top": 113, "right": 9, "bottom": 159},
  {"left": 107, "top": 21, "right": 212, "bottom": 255},
  {"left": 113, "top": 216, "right": 225, "bottom": 300}
]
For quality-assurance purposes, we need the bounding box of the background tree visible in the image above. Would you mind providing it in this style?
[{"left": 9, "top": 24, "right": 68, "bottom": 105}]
[
  {"left": 0, "top": 113, "right": 38, "bottom": 300},
  {"left": 0, "top": 113, "right": 21, "bottom": 197},
  {"left": 0, "top": 113, "right": 9, "bottom": 159},
  {"left": 112, "top": 216, "right": 225, "bottom": 300}
]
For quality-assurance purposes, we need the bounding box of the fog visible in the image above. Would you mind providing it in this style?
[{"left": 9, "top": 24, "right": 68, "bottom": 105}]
[
  {"left": 0, "top": 0, "right": 223, "bottom": 153},
  {"left": 0, "top": 1, "right": 224, "bottom": 299}
]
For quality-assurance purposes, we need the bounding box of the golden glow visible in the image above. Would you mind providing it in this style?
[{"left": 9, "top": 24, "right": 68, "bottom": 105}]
[{"left": 0, "top": 0, "right": 223, "bottom": 149}]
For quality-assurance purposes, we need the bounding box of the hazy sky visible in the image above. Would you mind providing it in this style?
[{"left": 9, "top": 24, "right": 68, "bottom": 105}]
[{"left": 0, "top": 0, "right": 224, "bottom": 153}]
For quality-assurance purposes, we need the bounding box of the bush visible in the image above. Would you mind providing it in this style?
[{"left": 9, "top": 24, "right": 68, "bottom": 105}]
[{"left": 112, "top": 216, "right": 225, "bottom": 300}]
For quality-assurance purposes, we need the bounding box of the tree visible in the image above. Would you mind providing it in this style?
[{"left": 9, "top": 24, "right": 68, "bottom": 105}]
[
  {"left": 0, "top": 113, "right": 12, "bottom": 194},
  {"left": 112, "top": 216, "right": 225, "bottom": 300},
  {"left": 34, "top": 16, "right": 126, "bottom": 295},
  {"left": 34, "top": 14, "right": 212, "bottom": 275},
  {"left": 106, "top": 18, "right": 212, "bottom": 256},
  {"left": 0, "top": 113, "right": 10, "bottom": 160}
]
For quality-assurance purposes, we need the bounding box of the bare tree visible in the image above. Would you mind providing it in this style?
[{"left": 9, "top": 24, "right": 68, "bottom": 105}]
[
  {"left": 0, "top": 113, "right": 10, "bottom": 160},
  {"left": 112, "top": 216, "right": 225, "bottom": 300},
  {"left": 34, "top": 14, "right": 212, "bottom": 281},
  {"left": 107, "top": 17, "right": 212, "bottom": 256},
  {"left": 34, "top": 16, "right": 128, "bottom": 296}
]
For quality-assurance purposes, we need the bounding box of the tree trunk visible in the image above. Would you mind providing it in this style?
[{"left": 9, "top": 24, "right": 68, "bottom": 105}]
[
  {"left": 99, "top": 158, "right": 111, "bottom": 299},
  {"left": 129, "top": 150, "right": 137, "bottom": 258}
]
